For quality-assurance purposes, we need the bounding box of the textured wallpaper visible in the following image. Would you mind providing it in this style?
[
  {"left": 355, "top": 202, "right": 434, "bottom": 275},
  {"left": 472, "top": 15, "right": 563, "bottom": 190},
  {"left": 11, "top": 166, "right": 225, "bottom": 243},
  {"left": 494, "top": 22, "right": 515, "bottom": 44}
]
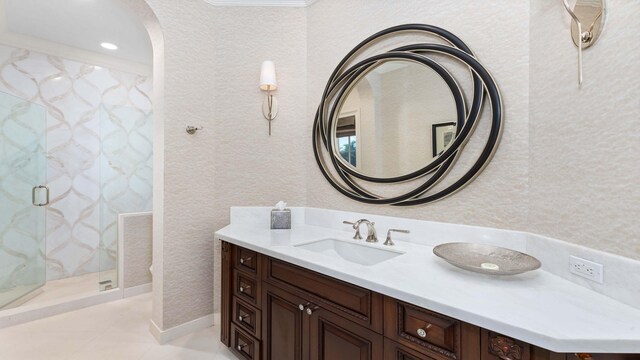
[
  {"left": 134, "top": 0, "right": 309, "bottom": 328},
  {"left": 144, "top": 0, "right": 222, "bottom": 330},
  {"left": 0, "top": 44, "right": 153, "bottom": 282},
  {"left": 529, "top": 0, "right": 640, "bottom": 260}
]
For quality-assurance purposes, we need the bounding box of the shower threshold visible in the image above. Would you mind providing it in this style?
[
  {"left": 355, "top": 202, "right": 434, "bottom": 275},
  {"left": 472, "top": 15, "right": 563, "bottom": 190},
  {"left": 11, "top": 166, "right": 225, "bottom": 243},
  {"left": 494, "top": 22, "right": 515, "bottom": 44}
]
[
  {"left": 0, "top": 274, "right": 122, "bottom": 329},
  {"left": 1, "top": 272, "right": 102, "bottom": 311}
]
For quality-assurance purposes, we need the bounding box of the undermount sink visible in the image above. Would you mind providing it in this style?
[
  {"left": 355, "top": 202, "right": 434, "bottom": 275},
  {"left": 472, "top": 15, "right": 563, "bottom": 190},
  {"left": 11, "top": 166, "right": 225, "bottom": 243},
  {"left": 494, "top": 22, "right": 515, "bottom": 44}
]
[{"left": 295, "top": 238, "right": 404, "bottom": 266}]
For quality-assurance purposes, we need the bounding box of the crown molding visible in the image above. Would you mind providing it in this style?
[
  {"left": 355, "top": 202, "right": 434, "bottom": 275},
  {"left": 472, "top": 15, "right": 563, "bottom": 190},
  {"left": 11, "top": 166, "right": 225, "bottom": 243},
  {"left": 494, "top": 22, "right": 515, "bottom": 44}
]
[{"left": 203, "top": 0, "right": 317, "bottom": 7}]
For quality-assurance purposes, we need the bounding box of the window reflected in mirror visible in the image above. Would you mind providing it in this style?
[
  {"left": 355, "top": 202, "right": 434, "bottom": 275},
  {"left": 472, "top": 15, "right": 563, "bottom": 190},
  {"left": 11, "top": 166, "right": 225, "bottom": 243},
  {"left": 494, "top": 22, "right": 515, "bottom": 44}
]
[{"left": 337, "top": 115, "right": 357, "bottom": 167}]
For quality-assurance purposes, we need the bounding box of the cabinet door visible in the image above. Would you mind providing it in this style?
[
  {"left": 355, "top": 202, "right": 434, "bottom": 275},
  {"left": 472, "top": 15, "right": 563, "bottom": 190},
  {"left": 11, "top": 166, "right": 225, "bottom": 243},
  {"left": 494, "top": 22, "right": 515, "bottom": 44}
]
[
  {"left": 262, "top": 283, "right": 308, "bottom": 360},
  {"left": 308, "top": 305, "right": 383, "bottom": 360}
]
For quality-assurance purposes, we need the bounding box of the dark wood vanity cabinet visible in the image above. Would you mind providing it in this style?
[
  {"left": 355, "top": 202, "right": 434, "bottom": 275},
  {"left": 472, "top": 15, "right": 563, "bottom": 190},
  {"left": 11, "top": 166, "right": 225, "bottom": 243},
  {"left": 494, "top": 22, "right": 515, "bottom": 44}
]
[{"left": 220, "top": 242, "right": 638, "bottom": 360}]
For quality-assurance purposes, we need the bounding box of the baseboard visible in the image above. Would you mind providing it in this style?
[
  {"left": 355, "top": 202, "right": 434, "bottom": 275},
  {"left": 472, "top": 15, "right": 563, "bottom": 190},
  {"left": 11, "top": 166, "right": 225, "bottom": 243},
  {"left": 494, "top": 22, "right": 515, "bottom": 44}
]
[
  {"left": 149, "top": 313, "right": 215, "bottom": 344},
  {"left": 123, "top": 283, "right": 152, "bottom": 298}
]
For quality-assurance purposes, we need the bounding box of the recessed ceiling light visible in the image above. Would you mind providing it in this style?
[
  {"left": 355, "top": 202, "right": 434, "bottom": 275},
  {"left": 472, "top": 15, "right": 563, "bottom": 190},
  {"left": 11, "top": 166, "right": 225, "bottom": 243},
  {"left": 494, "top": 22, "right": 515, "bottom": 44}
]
[{"left": 100, "top": 42, "right": 118, "bottom": 50}]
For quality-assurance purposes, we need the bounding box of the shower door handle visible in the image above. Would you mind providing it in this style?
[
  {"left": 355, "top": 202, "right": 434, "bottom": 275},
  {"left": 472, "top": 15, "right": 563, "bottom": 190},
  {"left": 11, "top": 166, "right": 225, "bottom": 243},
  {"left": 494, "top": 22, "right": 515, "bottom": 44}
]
[{"left": 32, "top": 185, "right": 50, "bottom": 207}]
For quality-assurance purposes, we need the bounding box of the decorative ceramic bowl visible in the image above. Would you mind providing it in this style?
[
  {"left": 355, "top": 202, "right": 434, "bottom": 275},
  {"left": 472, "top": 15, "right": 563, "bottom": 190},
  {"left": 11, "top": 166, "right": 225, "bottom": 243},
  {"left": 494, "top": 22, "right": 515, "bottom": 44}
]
[{"left": 433, "top": 242, "right": 541, "bottom": 275}]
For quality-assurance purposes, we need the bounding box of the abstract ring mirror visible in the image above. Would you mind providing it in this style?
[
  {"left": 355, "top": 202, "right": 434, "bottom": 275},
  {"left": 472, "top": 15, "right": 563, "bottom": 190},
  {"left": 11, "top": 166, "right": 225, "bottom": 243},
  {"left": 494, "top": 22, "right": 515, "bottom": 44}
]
[{"left": 313, "top": 24, "right": 504, "bottom": 205}]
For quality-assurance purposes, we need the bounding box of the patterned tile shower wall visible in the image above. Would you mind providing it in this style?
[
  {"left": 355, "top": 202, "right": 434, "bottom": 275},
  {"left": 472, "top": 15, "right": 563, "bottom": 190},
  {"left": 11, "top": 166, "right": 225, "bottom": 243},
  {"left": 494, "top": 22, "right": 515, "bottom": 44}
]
[{"left": 0, "top": 45, "right": 153, "bottom": 281}]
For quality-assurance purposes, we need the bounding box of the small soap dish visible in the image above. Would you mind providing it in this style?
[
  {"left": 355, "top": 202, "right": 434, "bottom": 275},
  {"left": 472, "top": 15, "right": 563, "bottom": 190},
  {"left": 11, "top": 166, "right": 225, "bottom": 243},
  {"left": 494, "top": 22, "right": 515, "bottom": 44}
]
[{"left": 433, "top": 243, "right": 541, "bottom": 275}]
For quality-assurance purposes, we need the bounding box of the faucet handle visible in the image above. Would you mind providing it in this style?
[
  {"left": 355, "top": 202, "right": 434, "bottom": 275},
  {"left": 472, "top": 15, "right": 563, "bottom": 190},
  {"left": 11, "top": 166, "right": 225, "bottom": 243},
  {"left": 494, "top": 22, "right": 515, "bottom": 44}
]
[
  {"left": 343, "top": 220, "right": 362, "bottom": 240},
  {"left": 384, "top": 229, "right": 410, "bottom": 246}
]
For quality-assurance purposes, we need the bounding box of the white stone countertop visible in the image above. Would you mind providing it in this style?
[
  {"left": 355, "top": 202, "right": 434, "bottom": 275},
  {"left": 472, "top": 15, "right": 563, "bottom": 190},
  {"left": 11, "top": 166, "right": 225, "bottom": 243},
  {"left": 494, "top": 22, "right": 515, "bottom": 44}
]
[{"left": 215, "top": 223, "right": 640, "bottom": 353}]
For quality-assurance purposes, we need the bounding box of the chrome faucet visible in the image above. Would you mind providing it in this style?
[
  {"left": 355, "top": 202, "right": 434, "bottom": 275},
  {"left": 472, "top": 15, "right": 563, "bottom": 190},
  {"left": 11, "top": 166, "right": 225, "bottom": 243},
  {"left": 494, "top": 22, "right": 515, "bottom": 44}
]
[{"left": 343, "top": 219, "right": 378, "bottom": 243}]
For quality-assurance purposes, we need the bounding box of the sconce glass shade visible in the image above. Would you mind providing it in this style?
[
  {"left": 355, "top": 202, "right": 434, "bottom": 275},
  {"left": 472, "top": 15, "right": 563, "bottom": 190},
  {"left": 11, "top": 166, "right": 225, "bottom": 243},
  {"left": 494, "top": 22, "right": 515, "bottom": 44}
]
[{"left": 259, "top": 60, "right": 278, "bottom": 91}]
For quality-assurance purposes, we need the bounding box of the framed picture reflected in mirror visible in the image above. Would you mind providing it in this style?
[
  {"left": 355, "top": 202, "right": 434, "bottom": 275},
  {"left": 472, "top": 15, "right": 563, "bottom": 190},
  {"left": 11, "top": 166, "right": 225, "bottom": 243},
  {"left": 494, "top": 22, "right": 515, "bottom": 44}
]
[{"left": 432, "top": 122, "right": 456, "bottom": 157}]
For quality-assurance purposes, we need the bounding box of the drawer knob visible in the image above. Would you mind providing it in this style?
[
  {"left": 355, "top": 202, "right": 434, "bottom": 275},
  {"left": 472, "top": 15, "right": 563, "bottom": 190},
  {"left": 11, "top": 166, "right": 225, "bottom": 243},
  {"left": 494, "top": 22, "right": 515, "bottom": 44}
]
[
  {"left": 305, "top": 305, "right": 319, "bottom": 316},
  {"left": 299, "top": 303, "right": 309, "bottom": 311},
  {"left": 240, "top": 256, "right": 252, "bottom": 265},
  {"left": 417, "top": 324, "right": 432, "bottom": 338},
  {"left": 237, "top": 342, "right": 248, "bottom": 351},
  {"left": 238, "top": 314, "right": 248, "bottom": 322},
  {"left": 239, "top": 285, "right": 251, "bottom": 293}
]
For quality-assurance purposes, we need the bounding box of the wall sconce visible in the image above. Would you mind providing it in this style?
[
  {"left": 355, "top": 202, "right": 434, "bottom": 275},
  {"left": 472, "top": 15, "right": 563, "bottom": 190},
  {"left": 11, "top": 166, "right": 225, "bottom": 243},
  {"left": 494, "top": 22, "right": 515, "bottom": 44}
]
[
  {"left": 260, "top": 60, "right": 278, "bottom": 136},
  {"left": 562, "top": 0, "right": 605, "bottom": 86}
]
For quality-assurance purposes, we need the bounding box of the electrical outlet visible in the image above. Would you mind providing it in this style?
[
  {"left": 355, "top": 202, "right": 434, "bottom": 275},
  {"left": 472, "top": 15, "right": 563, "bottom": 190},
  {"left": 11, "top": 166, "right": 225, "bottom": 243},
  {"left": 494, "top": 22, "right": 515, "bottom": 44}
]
[{"left": 569, "top": 256, "right": 603, "bottom": 284}]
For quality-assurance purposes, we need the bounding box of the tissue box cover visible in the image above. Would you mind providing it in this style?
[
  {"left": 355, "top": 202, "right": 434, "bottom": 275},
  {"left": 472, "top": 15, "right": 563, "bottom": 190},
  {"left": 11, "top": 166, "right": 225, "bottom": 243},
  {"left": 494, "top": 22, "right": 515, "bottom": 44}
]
[{"left": 271, "top": 209, "right": 291, "bottom": 229}]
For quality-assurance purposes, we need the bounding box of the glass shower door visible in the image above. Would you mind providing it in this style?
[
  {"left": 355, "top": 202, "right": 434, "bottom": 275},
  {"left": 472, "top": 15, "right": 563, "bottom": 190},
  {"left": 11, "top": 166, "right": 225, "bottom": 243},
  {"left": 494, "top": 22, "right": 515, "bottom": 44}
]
[{"left": 0, "top": 91, "right": 47, "bottom": 309}]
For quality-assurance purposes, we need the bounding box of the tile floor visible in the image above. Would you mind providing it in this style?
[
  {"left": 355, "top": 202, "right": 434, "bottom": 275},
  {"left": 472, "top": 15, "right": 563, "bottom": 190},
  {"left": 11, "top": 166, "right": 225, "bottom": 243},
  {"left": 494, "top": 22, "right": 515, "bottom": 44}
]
[{"left": 0, "top": 293, "right": 236, "bottom": 359}]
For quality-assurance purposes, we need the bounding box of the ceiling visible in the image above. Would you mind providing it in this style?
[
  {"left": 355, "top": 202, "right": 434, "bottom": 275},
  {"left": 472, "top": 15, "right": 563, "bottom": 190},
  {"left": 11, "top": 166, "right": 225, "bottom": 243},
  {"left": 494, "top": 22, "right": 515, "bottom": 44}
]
[
  {"left": 1, "top": 0, "right": 152, "bottom": 65},
  {"left": 0, "top": 0, "right": 316, "bottom": 70},
  {"left": 204, "top": 0, "right": 317, "bottom": 6}
]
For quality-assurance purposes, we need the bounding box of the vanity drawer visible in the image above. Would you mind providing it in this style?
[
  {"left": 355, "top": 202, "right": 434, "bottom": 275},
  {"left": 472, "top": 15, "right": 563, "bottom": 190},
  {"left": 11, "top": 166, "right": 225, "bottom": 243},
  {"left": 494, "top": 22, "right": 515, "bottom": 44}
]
[
  {"left": 263, "top": 257, "right": 383, "bottom": 332},
  {"left": 384, "top": 297, "right": 461, "bottom": 360},
  {"left": 232, "top": 296, "right": 261, "bottom": 339},
  {"left": 234, "top": 246, "right": 259, "bottom": 274},
  {"left": 231, "top": 323, "right": 261, "bottom": 360},
  {"left": 234, "top": 269, "right": 260, "bottom": 305}
]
